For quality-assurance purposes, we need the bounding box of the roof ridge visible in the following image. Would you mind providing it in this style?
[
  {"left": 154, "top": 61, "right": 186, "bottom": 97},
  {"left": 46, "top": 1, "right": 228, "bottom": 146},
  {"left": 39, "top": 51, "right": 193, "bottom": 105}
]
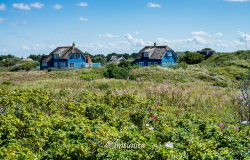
[{"left": 61, "top": 46, "right": 73, "bottom": 58}]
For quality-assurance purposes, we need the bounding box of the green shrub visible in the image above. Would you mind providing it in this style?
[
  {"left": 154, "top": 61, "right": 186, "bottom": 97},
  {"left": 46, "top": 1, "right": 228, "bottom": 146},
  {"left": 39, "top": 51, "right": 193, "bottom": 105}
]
[
  {"left": 118, "top": 60, "right": 131, "bottom": 68},
  {"left": 10, "top": 62, "right": 38, "bottom": 72},
  {"left": 213, "top": 81, "right": 228, "bottom": 87},
  {"left": 85, "top": 104, "right": 104, "bottom": 120},
  {"left": 104, "top": 63, "right": 135, "bottom": 80},
  {"left": 80, "top": 74, "right": 99, "bottom": 81},
  {"left": 179, "top": 51, "right": 205, "bottom": 64},
  {"left": 130, "top": 111, "right": 145, "bottom": 128},
  {"left": 1, "top": 80, "right": 12, "bottom": 85}
]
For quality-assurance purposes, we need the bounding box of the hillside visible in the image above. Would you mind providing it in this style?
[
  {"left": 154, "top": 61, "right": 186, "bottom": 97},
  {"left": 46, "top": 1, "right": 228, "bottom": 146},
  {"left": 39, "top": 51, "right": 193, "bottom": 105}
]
[
  {"left": 200, "top": 50, "right": 250, "bottom": 81},
  {"left": 0, "top": 51, "right": 249, "bottom": 159}
]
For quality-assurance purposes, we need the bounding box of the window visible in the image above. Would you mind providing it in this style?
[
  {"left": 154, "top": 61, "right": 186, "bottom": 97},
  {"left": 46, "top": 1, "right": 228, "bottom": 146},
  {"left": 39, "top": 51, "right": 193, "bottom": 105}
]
[
  {"left": 77, "top": 54, "right": 81, "bottom": 59},
  {"left": 42, "top": 62, "right": 47, "bottom": 67},
  {"left": 72, "top": 54, "right": 76, "bottom": 59},
  {"left": 143, "top": 52, "right": 149, "bottom": 58},
  {"left": 54, "top": 62, "right": 58, "bottom": 68},
  {"left": 148, "top": 62, "right": 152, "bottom": 66},
  {"left": 139, "top": 62, "right": 144, "bottom": 66},
  {"left": 154, "top": 62, "right": 158, "bottom": 65},
  {"left": 167, "top": 51, "right": 173, "bottom": 57},
  {"left": 70, "top": 63, "right": 74, "bottom": 68},
  {"left": 53, "top": 54, "right": 59, "bottom": 59},
  {"left": 59, "top": 62, "right": 66, "bottom": 68}
]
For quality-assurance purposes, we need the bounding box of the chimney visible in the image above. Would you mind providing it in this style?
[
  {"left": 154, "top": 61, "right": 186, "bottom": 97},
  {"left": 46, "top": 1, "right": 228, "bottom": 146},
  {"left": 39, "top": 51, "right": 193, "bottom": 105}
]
[
  {"left": 72, "top": 42, "right": 75, "bottom": 48},
  {"left": 86, "top": 55, "right": 92, "bottom": 64},
  {"left": 154, "top": 42, "right": 157, "bottom": 47}
]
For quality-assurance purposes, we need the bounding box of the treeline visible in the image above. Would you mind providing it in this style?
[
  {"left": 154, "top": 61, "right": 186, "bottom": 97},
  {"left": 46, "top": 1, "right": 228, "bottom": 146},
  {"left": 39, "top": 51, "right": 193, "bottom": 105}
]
[
  {"left": 83, "top": 52, "right": 137, "bottom": 64},
  {"left": 0, "top": 54, "right": 39, "bottom": 72},
  {"left": 0, "top": 52, "right": 137, "bottom": 71}
]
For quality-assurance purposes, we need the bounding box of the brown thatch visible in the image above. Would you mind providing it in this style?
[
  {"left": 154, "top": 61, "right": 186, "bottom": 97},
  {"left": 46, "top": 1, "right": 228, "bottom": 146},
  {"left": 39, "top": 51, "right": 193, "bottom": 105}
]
[
  {"left": 41, "top": 43, "right": 84, "bottom": 62},
  {"left": 136, "top": 43, "right": 176, "bottom": 60}
]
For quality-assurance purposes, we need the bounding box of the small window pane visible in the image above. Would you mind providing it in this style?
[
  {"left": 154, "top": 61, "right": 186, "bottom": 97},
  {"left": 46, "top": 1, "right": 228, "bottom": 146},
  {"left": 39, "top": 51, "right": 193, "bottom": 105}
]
[
  {"left": 59, "top": 62, "right": 66, "bottom": 67},
  {"left": 139, "top": 62, "right": 144, "bottom": 66},
  {"left": 54, "top": 62, "right": 58, "bottom": 67},
  {"left": 54, "top": 54, "right": 59, "bottom": 59},
  {"left": 143, "top": 52, "right": 149, "bottom": 58},
  {"left": 167, "top": 52, "right": 172, "bottom": 56},
  {"left": 42, "top": 62, "right": 47, "bottom": 67}
]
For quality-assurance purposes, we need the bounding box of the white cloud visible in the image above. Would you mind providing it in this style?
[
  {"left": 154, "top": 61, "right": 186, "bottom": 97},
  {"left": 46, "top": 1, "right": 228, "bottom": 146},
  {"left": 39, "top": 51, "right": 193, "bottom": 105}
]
[
  {"left": 238, "top": 31, "right": 250, "bottom": 42},
  {"left": 225, "top": 0, "right": 249, "bottom": 2},
  {"left": 99, "top": 33, "right": 118, "bottom": 38},
  {"left": 79, "top": 17, "right": 88, "bottom": 21},
  {"left": 13, "top": 3, "right": 31, "bottom": 10},
  {"left": 13, "top": 2, "right": 44, "bottom": 10},
  {"left": 0, "top": 18, "right": 5, "bottom": 23},
  {"left": 11, "top": 21, "right": 27, "bottom": 26},
  {"left": 124, "top": 33, "right": 146, "bottom": 46},
  {"left": 30, "top": 2, "right": 44, "bottom": 9},
  {"left": 21, "top": 44, "right": 55, "bottom": 52},
  {"left": 78, "top": 2, "right": 88, "bottom": 7},
  {"left": 191, "top": 31, "right": 211, "bottom": 37},
  {"left": 78, "top": 41, "right": 138, "bottom": 54},
  {"left": 215, "top": 32, "right": 223, "bottom": 37},
  {"left": 156, "top": 34, "right": 246, "bottom": 52},
  {"left": 147, "top": 3, "right": 161, "bottom": 8},
  {"left": 0, "top": 3, "right": 6, "bottom": 11},
  {"left": 134, "top": 31, "right": 140, "bottom": 35},
  {"left": 54, "top": 4, "right": 63, "bottom": 10},
  {"left": 192, "top": 36, "right": 207, "bottom": 44}
]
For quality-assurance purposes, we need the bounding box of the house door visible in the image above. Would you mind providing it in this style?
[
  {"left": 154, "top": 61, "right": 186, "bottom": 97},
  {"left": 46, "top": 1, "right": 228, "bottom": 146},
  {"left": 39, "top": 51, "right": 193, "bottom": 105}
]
[{"left": 70, "top": 63, "right": 74, "bottom": 68}]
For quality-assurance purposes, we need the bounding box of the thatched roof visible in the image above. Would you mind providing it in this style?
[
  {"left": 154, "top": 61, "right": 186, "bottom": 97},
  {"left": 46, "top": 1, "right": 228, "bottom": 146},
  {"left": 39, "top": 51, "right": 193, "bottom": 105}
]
[
  {"left": 136, "top": 43, "right": 177, "bottom": 59},
  {"left": 41, "top": 43, "right": 84, "bottom": 62}
]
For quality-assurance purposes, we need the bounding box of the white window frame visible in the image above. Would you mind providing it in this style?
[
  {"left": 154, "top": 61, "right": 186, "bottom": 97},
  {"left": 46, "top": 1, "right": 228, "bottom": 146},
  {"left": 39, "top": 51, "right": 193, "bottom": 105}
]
[
  {"left": 53, "top": 54, "right": 59, "bottom": 59},
  {"left": 167, "top": 51, "right": 173, "bottom": 57},
  {"left": 143, "top": 52, "right": 149, "bottom": 58},
  {"left": 42, "top": 62, "right": 47, "bottom": 67},
  {"left": 139, "top": 62, "right": 144, "bottom": 66}
]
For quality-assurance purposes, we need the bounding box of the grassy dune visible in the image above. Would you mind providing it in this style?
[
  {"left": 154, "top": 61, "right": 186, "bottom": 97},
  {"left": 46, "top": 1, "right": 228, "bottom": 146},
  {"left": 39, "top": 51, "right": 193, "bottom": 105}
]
[{"left": 0, "top": 52, "right": 249, "bottom": 159}]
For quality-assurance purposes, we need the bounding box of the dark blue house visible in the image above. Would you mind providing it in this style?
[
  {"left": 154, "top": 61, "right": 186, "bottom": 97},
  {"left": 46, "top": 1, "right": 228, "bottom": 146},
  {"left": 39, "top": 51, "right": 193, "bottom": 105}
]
[
  {"left": 132, "top": 43, "right": 178, "bottom": 67},
  {"left": 40, "top": 43, "right": 100, "bottom": 70}
]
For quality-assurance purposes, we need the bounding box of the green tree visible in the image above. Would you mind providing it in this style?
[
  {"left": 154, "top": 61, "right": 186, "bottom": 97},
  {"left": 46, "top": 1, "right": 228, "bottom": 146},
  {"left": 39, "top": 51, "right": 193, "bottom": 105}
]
[
  {"left": 28, "top": 54, "right": 42, "bottom": 61},
  {"left": 179, "top": 51, "right": 205, "bottom": 64}
]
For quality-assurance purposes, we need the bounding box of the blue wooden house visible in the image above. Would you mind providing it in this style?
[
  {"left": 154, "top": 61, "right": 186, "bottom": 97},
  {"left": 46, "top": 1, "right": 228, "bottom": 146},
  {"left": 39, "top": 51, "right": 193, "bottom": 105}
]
[
  {"left": 40, "top": 43, "right": 100, "bottom": 70},
  {"left": 132, "top": 43, "right": 178, "bottom": 67}
]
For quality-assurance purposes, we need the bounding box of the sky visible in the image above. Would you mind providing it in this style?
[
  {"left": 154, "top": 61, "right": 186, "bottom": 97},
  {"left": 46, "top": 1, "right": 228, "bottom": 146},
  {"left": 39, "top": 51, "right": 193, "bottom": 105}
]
[{"left": 0, "top": 0, "right": 250, "bottom": 57}]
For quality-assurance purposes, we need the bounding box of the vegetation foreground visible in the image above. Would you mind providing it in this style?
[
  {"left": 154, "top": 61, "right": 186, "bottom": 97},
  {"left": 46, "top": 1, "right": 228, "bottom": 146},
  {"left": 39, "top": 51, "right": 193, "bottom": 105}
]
[{"left": 0, "top": 51, "right": 250, "bottom": 159}]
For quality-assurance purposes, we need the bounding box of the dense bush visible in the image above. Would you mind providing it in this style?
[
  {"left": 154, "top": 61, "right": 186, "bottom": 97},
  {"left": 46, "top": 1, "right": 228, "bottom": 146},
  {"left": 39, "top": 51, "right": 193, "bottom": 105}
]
[
  {"left": 10, "top": 62, "right": 39, "bottom": 72},
  {"left": 213, "top": 81, "right": 228, "bottom": 88},
  {"left": 104, "top": 63, "right": 136, "bottom": 80},
  {"left": 0, "top": 58, "right": 21, "bottom": 67},
  {"left": 179, "top": 51, "right": 205, "bottom": 64},
  {"left": 28, "top": 54, "right": 42, "bottom": 61},
  {"left": 80, "top": 74, "right": 99, "bottom": 81},
  {"left": 0, "top": 89, "right": 249, "bottom": 159}
]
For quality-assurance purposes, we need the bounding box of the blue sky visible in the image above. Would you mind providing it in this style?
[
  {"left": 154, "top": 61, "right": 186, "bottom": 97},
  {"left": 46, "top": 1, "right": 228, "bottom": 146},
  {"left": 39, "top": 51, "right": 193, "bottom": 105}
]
[{"left": 0, "top": 0, "right": 250, "bottom": 57}]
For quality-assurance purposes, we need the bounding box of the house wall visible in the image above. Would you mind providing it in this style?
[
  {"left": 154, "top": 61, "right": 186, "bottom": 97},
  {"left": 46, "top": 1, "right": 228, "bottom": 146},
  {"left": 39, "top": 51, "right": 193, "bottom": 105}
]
[
  {"left": 67, "top": 54, "right": 86, "bottom": 68},
  {"left": 132, "top": 51, "right": 178, "bottom": 67},
  {"left": 53, "top": 59, "right": 68, "bottom": 69},
  {"left": 161, "top": 51, "right": 177, "bottom": 67},
  {"left": 132, "top": 59, "right": 162, "bottom": 67},
  {"left": 40, "top": 61, "right": 53, "bottom": 70}
]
